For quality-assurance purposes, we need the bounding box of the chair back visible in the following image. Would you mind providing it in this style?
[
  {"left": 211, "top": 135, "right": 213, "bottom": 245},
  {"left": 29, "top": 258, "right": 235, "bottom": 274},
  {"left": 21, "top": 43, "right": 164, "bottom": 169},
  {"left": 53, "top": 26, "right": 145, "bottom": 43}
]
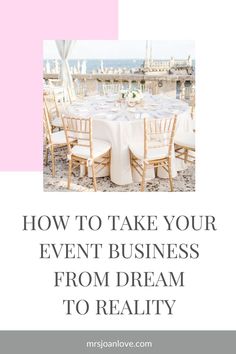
[
  {"left": 62, "top": 116, "right": 93, "bottom": 158},
  {"left": 43, "top": 92, "right": 60, "bottom": 121},
  {"left": 43, "top": 106, "right": 53, "bottom": 144},
  {"left": 144, "top": 116, "right": 177, "bottom": 159},
  {"left": 102, "top": 83, "right": 121, "bottom": 96},
  {"left": 189, "top": 98, "right": 195, "bottom": 120}
]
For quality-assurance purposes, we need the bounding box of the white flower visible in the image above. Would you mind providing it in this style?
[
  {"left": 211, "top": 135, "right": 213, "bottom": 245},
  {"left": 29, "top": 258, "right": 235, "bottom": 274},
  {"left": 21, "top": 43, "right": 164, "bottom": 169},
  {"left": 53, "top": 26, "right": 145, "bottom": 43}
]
[{"left": 118, "top": 89, "right": 143, "bottom": 103}]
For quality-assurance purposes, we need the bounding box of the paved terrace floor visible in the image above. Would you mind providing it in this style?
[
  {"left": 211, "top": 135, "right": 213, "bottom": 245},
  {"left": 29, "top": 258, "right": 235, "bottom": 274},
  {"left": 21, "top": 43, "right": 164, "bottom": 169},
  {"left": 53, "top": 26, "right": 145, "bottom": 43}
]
[{"left": 43, "top": 147, "right": 195, "bottom": 192}]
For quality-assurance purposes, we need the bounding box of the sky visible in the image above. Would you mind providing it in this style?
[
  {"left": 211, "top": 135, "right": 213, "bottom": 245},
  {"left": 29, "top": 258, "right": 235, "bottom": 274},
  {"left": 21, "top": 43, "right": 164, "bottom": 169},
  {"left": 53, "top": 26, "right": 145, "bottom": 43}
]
[{"left": 43, "top": 40, "right": 195, "bottom": 60}]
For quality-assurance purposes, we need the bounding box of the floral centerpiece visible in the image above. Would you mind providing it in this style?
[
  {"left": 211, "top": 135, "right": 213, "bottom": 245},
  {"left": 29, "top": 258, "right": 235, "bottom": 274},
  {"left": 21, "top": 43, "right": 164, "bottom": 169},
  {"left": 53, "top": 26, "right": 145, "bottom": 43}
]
[{"left": 118, "top": 89, "right": 143, "bottom": 105}]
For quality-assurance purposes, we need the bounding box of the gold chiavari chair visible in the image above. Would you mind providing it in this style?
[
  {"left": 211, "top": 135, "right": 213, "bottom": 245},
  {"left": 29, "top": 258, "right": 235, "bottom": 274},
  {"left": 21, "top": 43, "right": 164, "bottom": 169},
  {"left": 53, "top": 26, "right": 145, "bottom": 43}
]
[
  {"left": 62, "top": 116, "right": 111, "bottom": 192},
  {"left": 129, "top": 116, "right": 177, "bottom": 192},
  {"left": 140, "top": 82, "right": 153, "bottom": 95},
  {"left": 175, "top": 132, "right": 195, "bottom": 164},
  {"left": 102, "top": 83, "right": 121, "bottom": 96},
  {"left": 76, "top": 80, "right": 88, "bottom": 97},
  {"left": 190, "top": 99, "right": 196, "bottom": 132},
  {"left": 43, "top": 93, "right": 64, "bottom": 130},
  {"left": 43, "top": 107, "right": 75, "bottom": 177}
]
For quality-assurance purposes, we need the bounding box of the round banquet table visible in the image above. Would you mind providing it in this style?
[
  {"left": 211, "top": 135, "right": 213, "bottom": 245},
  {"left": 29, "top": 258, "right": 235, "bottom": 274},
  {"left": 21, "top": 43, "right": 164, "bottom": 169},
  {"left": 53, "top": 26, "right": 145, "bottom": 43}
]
[{"left": 64, "top": 93, "right": 193, "bottom": 186}]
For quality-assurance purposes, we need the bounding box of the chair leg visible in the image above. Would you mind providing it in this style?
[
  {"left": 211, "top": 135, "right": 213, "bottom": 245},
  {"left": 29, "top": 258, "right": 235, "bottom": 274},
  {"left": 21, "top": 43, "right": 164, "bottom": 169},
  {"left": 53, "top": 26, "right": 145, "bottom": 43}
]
[
  {"left": 155, "top": 165, "right": 158, "bottom": 178},
  {"left": 141, "top": 162, "right": 146, "bottom": 192},
  {"left": 109, "top": 149, "right": 111, "bottom": 177},
  {"left": 129, "top": 150, "right": 132, "bottom": 167},
  {"left": 168, "top": 159, "right": 174, "bottom": 192},
  {"left": 91, "top": 163, "right": 97, "bottom": 192},
  {"left": 184, "top": 149, "right": 188, "bottom": 163},
  {"left": 68, "top": 159, "right": 72, "bottom": 189},
  {"left": 45, "top": 147, "right": 48, "bottom": 166},
  {"left": 130, "top": 151, "right": 133, "bottom": 178},
  {"left": 50, "top": 145, "right": 55, "bottom": 177}
]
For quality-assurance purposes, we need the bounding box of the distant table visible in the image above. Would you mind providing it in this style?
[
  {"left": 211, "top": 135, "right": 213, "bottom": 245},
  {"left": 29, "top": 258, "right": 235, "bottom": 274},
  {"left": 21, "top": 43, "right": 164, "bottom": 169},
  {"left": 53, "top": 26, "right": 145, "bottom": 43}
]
[
  {"left": 43, "top": 85, "right": 65, "bottom": 98},
  {"left": 65, "top": 94, "right": 193, "bottom": 185}
]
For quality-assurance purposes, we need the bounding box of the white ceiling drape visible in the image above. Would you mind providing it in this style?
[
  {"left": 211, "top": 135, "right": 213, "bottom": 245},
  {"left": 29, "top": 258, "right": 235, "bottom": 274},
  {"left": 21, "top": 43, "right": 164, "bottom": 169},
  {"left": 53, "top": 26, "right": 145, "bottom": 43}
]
[{"left": 55, "top": 40, "right": 76, "bottom": 95}]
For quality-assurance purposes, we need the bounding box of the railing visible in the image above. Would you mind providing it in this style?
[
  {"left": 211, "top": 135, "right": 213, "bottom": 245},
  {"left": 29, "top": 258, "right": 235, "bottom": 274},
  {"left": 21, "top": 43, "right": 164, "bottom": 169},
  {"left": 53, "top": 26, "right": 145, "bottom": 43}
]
[{"left": 43, "top": 73, "right": 195, "bottom": 102}]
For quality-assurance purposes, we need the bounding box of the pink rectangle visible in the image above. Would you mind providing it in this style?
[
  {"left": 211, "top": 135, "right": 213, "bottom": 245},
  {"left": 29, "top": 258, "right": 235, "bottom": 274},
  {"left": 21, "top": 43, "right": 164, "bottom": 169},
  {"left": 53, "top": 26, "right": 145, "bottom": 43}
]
[{"left": 0, "top": 0, "right": 118, "bottom": 171}]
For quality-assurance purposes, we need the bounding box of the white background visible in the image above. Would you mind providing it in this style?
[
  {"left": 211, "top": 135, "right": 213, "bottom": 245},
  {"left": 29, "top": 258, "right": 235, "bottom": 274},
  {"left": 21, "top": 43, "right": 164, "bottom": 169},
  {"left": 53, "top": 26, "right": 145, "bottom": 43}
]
[{"left": 0, "top": 0, "right": 236, "bottom": 330}]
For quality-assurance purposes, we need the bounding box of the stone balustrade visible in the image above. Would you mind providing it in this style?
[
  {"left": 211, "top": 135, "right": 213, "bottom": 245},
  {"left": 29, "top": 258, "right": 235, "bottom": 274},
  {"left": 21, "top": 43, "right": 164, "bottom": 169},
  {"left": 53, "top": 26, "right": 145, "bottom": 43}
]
[{"left": 43, "top": 73, "right": 195, "bottom": 102}]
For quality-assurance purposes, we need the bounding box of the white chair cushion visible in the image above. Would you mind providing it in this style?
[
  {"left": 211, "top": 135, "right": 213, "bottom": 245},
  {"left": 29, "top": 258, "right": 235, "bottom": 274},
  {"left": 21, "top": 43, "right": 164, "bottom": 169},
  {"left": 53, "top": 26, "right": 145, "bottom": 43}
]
[
  {"left": 175, "top": 132, "right": 195, "bottom": 149},
  {"left": 71, "top": 139, "right": 111, "bottom": 159},
  {"left": 51, "top": 116, "right": 63, "bottom": 128},
  {"left": 129, "top": 144, "right": 169, "bottom": 161},
  {"left": 51, "top": 131, "right": 69, "bottom": 145}
]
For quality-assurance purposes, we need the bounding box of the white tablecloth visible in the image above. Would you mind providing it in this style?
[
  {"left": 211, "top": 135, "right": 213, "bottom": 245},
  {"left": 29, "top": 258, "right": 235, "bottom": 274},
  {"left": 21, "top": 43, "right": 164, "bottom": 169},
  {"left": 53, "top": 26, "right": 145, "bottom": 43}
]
[{"left": 64, "top": 94, "right": 193, "bottom": 185}]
